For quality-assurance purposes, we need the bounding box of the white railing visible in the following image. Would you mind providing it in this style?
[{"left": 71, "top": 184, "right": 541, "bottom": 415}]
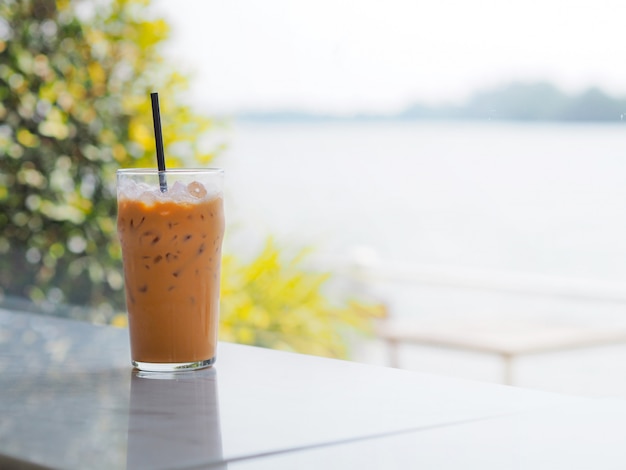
[
  {"left": 348, "top": 261, "right": 626, "bottom": 304},
  {"left": 312, "top": 248, "right": 626, "bottom": 304}
]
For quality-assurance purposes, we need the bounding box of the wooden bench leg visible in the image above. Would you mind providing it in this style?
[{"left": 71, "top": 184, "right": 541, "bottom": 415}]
[
  {"left": 502, "top": 354, "right": 514, "bottom": 385},
  {"left": 387, "top": 339, "right": 400, "bottom": 369}
]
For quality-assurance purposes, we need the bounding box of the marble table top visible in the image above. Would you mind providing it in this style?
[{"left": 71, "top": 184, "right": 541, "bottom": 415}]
[{"left": 1, "top": 308, "right": 626, "bottom": 469}]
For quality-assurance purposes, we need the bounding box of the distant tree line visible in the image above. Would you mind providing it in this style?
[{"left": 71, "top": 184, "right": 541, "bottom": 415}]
[
  {"left": 240, "top": 82, "right": 626, "bottom": 122},
  {"left": 400, "top": 82, "right": 626, "bottom": 122}
]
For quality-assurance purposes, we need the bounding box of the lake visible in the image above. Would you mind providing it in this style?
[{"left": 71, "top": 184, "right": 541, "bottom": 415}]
[{"left": 216, "top": 120, "right": 626, "bottom": 320}]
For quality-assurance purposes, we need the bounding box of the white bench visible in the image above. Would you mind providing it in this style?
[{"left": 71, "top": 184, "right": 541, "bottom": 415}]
[{"left": 376, "top": 316, "right": 626, "bottom": 385}]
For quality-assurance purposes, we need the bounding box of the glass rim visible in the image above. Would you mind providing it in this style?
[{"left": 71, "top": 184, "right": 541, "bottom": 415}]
[{"left": 116, "top": 168, "right": 223, "bottom": 175}]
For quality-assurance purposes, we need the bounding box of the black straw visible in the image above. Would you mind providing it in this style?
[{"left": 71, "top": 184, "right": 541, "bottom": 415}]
[{"left": 150, "top": 92, "right": 167, "bottom": 192}]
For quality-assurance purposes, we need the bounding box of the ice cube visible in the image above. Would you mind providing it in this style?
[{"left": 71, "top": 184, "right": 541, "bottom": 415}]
[
  {"left": 166, "top": 181, "right": 193, "bottom": 202},
  {"left": 119, "top": 180, "right": 157, "bottom": 201},
  {"left": 139, "top": 190, "right": 157, "bottom": 205},
  {"left": 187, "top": 181, "right": 207, "bottom": 199},
  {"left": 118, "top": 179, "right": 138, "bottom": 199}
]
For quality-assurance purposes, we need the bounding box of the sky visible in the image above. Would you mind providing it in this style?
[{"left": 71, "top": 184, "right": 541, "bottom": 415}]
[{"left": 154, "top": 0, "right": 626, "bottom": 115}]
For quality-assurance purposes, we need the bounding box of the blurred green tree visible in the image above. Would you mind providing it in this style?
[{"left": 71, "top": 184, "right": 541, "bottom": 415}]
[
  {"left": 0, "top": 0, "right": 380, "bottom": 357},
  {"left": 0, "top": 0, "right": 214, "bottom": 315}
]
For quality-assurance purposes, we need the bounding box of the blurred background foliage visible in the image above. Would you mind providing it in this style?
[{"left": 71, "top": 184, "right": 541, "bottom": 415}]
[
  {"left": 220, "top": 239, "right": 384, "bottom": 359},
  {"left": 0, "top": 0, "right": 381, "bottom": 359}
]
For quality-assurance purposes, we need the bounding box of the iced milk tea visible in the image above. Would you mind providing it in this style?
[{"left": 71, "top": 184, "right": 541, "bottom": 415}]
[{"left": 117, "top": 169, "right": 225, "bottom": 371}]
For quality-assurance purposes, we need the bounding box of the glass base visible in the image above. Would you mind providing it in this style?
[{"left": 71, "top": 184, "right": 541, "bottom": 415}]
[{"left": 132, "top": 357, "right": 215, "bottom": 372}]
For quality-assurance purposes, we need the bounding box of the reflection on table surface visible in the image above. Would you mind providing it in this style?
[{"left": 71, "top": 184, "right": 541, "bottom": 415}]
[{"left": 128, "top": 369, "right": 224, "bottom": 469}]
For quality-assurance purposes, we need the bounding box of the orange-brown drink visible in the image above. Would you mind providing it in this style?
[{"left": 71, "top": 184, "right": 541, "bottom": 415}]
[{"left": 117, "top": 169, "right": 225, "bottom": 372}]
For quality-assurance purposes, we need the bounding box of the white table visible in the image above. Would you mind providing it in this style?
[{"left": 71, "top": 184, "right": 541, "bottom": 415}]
[{"left": 1, "top": 309, "right": 626, "bottom": 469}]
